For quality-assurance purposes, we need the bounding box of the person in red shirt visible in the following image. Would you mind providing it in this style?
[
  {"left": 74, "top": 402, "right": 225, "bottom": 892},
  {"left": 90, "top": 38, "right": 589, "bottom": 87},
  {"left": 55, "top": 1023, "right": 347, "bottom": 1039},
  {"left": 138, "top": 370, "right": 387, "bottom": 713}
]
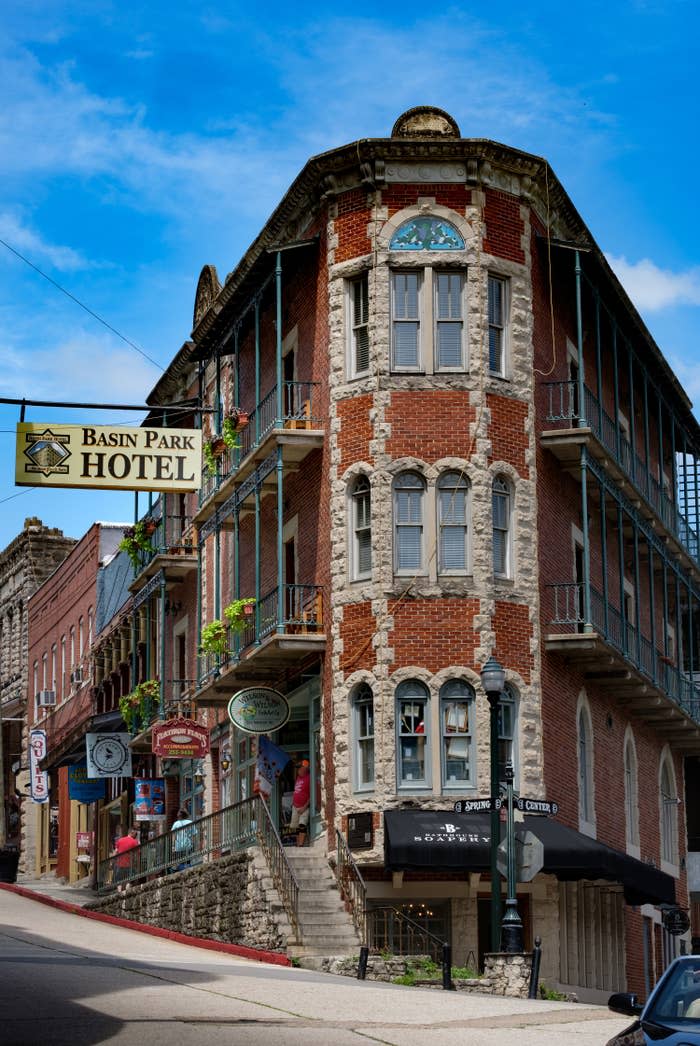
[
  {"left": 289, "top": 760, "right": 311, "bottom": 846},
  {"left": 112, "top": 826, "right": 139, "bottom": 891}
]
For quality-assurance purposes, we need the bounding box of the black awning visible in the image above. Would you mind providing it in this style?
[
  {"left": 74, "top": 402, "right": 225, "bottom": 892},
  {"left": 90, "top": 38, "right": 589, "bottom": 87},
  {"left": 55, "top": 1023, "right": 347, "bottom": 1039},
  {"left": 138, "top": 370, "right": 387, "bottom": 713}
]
[{"left": 383, "top": 810, "right": 676, "bottom": 907}]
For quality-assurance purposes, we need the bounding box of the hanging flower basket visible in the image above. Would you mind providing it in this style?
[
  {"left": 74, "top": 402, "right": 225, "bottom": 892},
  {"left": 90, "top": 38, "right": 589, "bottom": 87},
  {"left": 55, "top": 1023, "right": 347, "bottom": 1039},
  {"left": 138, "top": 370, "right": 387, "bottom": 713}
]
[
  {"left": 231, "top": 409, "right": 249, "bottom": 431},
  {"left": 118, "top": 519, "right": 157, "bottom": 570},
  {"left": 200, "top": 619, "right": 228, "bottom": 656},
  {"left": 223, "top": 598, "right": 256, "bottom": 634}
]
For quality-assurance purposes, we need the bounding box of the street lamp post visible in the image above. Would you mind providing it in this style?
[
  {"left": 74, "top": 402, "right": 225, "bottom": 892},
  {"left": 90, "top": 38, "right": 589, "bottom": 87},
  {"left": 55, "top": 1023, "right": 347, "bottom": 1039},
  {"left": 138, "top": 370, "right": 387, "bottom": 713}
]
[
  {"left": 480, "top": 655, "right": 505, "bottom": 954},
  {"left": 501, "top": 761, "right": 524, "bottom": 953}
]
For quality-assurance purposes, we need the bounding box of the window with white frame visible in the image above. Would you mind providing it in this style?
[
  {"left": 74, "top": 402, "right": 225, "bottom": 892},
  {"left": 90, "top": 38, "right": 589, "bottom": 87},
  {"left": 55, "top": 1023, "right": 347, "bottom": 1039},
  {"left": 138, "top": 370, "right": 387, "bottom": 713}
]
[
  {"left": 578, "top": 704, "right": 594, "bottom": 830},
  {"left": 393, "top": 472, "right": 426, "bottom": 574},
  {"left": 351, "top": 475, "right": 372, "bottom": 580},
  {"left": 440, "top": 679, "right": 475, "bottom": 789},
  {"left": 437, "top": 471, "right": 470, "bottom": 573},
  {"left": 78, "top": 616, "right": 84, "bottom": 657},
  {"left": 624, "top": 733, "right": 639, "bottom": 851},
  {"left": 352, "top": 683, "right": 375, "bottom": 790},
  {"left": 488, "top": 274, "right": 508, "bottom": 376},
  {"left": 60, "top": 636, "right": 66, "bottom": 701},
  {"left": 391, "top": 269, "right": 467, "bottom": 373},
  {"left": 396, "top": 679, "right": 430, "bottom": 789},
  {"left": 88, "top": 607, "right": 93, "bottom": 647},
  {"left": 348, "top": 273, "right": 369, "bottom": 377},
  {"left": 660, "top": 755, "right": 678, "bottom": 866},
  {"left": 51, "top": 643, "right": 57, "bottom": 690},
  {"left": 492, "top": 475, "right": 512, "bottom": 578},
  {"left": 498, "top": 685, "right": 518, "bottom": 787}
]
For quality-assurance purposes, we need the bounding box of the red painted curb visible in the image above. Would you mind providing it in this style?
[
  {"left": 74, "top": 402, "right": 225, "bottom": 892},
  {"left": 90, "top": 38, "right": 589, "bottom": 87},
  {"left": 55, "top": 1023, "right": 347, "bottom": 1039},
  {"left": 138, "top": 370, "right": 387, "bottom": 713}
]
[{"left": 0, "top": 882, "right": 292, "bottom": 967}]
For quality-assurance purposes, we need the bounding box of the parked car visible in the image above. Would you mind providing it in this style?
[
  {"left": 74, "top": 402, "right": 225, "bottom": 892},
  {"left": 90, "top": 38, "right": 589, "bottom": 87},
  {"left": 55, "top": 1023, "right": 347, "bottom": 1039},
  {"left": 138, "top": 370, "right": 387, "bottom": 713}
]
[{"left": 607, "top": 955, "right": 700, "bottom": 1044}]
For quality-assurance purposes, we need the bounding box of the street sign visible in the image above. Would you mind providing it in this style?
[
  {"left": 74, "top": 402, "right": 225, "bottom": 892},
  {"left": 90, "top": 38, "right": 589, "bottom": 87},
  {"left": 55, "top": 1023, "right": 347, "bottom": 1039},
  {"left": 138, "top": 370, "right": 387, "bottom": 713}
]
[
  {"left": 663, "top": 908, "right": 690, "bottom": 936},
  {"left": 497, "top": 830, "right": 545, "bottom": 882},
  {"left": 453, "top": 797, "right": 503, "bottom": 814},
  {"left": 515, "top": 797, "right": 559, "bottom": 816}
]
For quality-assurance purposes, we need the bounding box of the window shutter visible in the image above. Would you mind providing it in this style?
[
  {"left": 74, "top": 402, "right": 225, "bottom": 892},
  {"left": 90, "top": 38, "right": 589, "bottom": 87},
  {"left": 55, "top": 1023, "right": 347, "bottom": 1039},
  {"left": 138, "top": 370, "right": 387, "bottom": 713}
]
[
  {"left": 357, "top": 530, "right": 372, "bottom": 574},
  {"left": 437, "top": 324, "right": 463, "bottom": 367},
  {"left": 397, "top": 526, "right": 422, "bottom": 570},
  {"left": 441, "top": 527, "right": 466, "bottom": 570},
  {"left": 394, "top": 324, "right": 419, "bottom": 367}
]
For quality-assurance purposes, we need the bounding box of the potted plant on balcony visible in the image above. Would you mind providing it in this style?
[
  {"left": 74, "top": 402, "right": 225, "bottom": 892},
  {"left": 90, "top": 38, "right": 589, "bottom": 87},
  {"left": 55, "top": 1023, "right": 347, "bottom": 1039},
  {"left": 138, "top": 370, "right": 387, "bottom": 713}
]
[
  {"left": 223, "top": 597, "right": 255, "bottom": 633},
  {"left": 199, "top": 619, "right": 229, "bottom": 656},
  {"left": 229, "top": 407, "right": 250, "bottom": 431},
  {"left": 118, "top": 519, "right": 157, "bottom": 570},
  {"left": 119, "top": 678, "right": 160, "bottom": 733}
]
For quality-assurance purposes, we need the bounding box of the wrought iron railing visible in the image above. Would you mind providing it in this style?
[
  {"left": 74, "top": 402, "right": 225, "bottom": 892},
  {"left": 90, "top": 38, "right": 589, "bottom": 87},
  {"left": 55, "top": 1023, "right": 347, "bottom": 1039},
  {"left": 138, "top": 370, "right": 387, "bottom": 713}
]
[
  {"left": 547, "top": 580, "right": 700, "bottom": 723},
  {"left": 198, "top": 381, "right": 321, "bottom": 506},
  {"left": 96, "top": 795, "right": 300, "bottom": 934},
  {"left": 336, "top": 830, "right": 367, "bottom": 942},
  {"left": 543, "top": 380, "right": 699, "bottom": 565},
  {"left": 198, "top": 584, "right": 323, "bottom": 685},
  {"left": 366, "top": 906, "right": 453, "bottom": 987}
]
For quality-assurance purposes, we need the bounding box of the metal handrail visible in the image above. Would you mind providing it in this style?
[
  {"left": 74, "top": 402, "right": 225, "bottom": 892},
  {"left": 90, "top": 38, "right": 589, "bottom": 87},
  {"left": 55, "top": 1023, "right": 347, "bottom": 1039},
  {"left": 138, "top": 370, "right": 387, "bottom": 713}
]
[
  {"left": 336, "top": 829, "right": 367, "bottom": 942},
  {"left": 366, "top": 905, "right": 453, "bottom": 989},
  {"left": 96, "top": 796, "right": 301, "bottom": 937}
]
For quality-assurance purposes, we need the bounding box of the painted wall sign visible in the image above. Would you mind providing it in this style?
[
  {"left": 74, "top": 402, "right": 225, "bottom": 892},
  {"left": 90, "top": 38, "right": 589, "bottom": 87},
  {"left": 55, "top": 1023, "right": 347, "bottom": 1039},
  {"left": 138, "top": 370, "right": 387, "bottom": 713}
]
[
  {"left": 76, "top": 832, "right": 93, "bottom": 850},
  {"left": 134, "top": 778, "right": 166, "bottom": 822},
  {"left": 152, "top": 718, "right": 210, "bottom": 758},
  {"left": 15, "top": 423, "right": 202, "bottom": 493},
  {"left": 227, "top": 688, "right": 290, "bottom": 735},
  {"left": 29, "top": 729, "right": 49, "bottom": 803},
  {"left": 85, "top": 733, "right": 132, "bottom": 778},
  {"left": 68, "top": 759, "right": 106, "bottom": 803}
]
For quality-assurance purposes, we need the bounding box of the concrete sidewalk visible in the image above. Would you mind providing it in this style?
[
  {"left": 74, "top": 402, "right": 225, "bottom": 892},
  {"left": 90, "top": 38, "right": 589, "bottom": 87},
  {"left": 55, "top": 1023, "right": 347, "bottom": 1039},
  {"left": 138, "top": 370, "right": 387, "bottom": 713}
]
[{"left": 15, "top": 874, "right": 98, "bottom": 907}]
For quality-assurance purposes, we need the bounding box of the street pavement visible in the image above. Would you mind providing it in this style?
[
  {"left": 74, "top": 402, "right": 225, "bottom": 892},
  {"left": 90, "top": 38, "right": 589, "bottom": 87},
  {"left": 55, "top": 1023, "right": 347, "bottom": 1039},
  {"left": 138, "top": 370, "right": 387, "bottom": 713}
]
[{"left": 0, "top": 882, "right": 631, "bottom": 1045}]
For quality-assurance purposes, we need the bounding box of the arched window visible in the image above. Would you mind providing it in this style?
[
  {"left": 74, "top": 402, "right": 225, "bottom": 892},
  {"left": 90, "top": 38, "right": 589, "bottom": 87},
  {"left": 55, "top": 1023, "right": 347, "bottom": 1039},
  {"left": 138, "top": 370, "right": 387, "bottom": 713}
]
[
  {"left": 396, "top": 679, "right": 430, "bottom": 789},
  {"left": 437, "top": 471, "right": 470, "bottom": 573},
  {"left": 350, "top": 476, "right": 372, "bottom": 581},
  {"left": 492, "top": 475, "right": 512, "bottom": 578},
  {"left": 498, "top": 684, "right": 519, "bottom": 788},
  {"left": 352, "top": 683, "right": 375, "bottom": 791},
  {"left": 660, "top": 755, "right": 678, "bottom": 866},
  {"left": 393, "top": 473, "right": 426, "bottom": 574},
  {"left": 624, "top": 733, "right": 639, "bottom": 850},
  {"left": 390, "top": 217, "right": 465, "bottom": 251},
  {"left": 440, "top": 679, "right": 475, "bottom": 789},
  {"left": 578, "top": 704, "right": 594, "bottom": 830}
]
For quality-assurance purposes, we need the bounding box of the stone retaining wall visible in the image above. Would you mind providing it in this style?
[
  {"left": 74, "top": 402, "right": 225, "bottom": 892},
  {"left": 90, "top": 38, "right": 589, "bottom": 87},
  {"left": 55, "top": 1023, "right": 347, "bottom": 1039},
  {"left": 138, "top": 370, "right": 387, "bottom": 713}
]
[
  {"left": 87, "top": 851, "right": 288, "bottom": 953},
  {"left": 317, "top": 952, "right": 534, "bottom": 998}
]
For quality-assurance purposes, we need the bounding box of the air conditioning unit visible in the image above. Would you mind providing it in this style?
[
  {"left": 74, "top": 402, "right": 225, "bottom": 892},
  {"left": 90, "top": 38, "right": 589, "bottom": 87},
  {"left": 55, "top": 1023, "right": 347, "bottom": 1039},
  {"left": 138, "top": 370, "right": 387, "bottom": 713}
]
[
  {"left": 71, "top": 667, "right": 83, "bottom": 685},
  {"left": 36, "top": 689, "right": 56, "bottom": 708}
]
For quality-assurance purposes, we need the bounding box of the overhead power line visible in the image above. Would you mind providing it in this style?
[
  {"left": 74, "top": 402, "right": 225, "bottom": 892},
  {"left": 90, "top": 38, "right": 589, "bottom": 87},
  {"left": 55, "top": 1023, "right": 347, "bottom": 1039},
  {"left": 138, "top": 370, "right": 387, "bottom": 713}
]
[{"left": 0, "top": 235, "right": 164, "bottom": 371}]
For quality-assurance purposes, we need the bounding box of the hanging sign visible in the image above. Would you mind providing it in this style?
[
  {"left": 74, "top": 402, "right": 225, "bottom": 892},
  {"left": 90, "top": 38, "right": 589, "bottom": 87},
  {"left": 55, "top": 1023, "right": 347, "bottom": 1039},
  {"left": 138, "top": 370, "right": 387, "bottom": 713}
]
[
  {"left": 68, "top": 759, "right": 106, "bottom": 802},
  {"left": 227, "top": 688, "right": 290, "bottom": 734},
  {"left": 15, "top": 423, "right": 201, "bottom": 493},
  {"left": 29, "top": 729, "right": 49, "bottom": 803},
  {"left": 663, "top": 907, "right": 690, "bottom": 936},
  {"left": 85, "top": 733, "right": 132, "bottom": 778},
  {"left": 152, "top": 718, "right": 210, "bottom": 758},
  {"left": 134, "top": 778, "right": 166, "bottom": 822}
]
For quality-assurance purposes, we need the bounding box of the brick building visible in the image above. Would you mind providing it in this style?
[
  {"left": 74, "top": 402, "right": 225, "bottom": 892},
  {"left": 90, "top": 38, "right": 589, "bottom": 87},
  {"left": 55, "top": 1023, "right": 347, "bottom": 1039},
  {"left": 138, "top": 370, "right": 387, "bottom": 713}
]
[
  {"left": 0, "top": 517, "right": 75, "bottom": 870},
  {"left": 75, "top": 106, "right": 700, "bottom": 1001}
]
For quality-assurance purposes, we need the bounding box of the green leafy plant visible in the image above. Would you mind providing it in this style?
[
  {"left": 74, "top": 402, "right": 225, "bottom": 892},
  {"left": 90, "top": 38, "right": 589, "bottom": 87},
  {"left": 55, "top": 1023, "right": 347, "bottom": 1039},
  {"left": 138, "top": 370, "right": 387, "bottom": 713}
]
[
  {"left": 118, "top": 519, "right": 157, "bottom": 570},
  {"left": 223, "top": 598, "right": 255, "bottom": 633},
  {"left": 539, "top": 983, "right": 568, "bottom": 1001},
  {"left": 119, "top": 679, "right": 160, "bottom": 732},
  {"left": 203, "top": 418, "right": 241, "bottom": 476},
  {"left": 200, "top": 619, "right": 228, "bottom": 655},
  {"left": 221, "top": 416, "right": 242, "bottom": 448}
]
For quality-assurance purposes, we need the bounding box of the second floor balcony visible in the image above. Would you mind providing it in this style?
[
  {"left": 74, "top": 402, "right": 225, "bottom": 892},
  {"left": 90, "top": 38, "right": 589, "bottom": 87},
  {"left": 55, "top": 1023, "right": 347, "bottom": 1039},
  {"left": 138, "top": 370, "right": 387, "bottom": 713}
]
[
  {"left": 127, "top": 507, "right": 197, "bottom": 593},
  {"left": 545, "top": 580, "right": 700, "bottom": 752},
  {"left": 541, "top": 380, "right": 699, "bottom": 571},
  {"left": 195, "top": 583, "right": 325, "bottom": 702}
]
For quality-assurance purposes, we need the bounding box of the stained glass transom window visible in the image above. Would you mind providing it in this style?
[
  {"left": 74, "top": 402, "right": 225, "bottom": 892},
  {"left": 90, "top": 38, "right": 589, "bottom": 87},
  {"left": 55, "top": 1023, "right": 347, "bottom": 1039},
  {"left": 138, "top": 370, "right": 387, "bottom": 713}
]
[{"left": 390, "top": 217, "right": 464, "bottom": 251}]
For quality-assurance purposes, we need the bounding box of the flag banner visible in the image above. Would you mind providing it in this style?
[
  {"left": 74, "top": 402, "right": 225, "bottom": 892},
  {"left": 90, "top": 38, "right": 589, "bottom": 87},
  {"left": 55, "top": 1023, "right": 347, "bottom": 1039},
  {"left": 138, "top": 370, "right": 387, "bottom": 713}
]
[{"left": 253, "top": 735, "right": 291, "bottom": 799}]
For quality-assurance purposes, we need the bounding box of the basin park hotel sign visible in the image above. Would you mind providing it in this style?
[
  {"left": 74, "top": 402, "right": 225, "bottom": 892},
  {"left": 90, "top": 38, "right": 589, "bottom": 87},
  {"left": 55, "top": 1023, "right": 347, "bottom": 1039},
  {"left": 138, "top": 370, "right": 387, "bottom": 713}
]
[{"left": 21, "top": 106, "right": 700, "bottom": 1005}]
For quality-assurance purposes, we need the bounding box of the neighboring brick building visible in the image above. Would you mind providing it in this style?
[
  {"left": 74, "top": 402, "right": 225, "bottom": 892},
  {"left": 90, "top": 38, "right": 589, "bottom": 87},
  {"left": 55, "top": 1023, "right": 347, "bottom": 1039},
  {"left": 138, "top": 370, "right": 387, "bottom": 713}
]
[
  {"left": 0, "top": 517, "right": 75, "bottom": 869},
  {"left": 53, "top": 106, "right": 699, "bottom": 1001}
]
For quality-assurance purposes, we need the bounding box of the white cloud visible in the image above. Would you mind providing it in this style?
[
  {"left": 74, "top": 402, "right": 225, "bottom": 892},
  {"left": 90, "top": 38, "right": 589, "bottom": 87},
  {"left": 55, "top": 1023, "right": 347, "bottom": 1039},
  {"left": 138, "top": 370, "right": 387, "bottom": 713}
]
[
  {"left": 606, "top": 254, "right": 700, "bottom": 311},
  {"left": 0, "top": 210, "right": 89, "bottom": 271}
]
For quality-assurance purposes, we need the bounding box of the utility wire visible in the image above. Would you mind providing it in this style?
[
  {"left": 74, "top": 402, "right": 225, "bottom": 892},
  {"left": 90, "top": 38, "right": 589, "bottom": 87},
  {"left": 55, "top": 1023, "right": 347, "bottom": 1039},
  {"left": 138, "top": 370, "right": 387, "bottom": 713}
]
[{"left": 0, "top": 235, "right": 164, "bottom": 371}]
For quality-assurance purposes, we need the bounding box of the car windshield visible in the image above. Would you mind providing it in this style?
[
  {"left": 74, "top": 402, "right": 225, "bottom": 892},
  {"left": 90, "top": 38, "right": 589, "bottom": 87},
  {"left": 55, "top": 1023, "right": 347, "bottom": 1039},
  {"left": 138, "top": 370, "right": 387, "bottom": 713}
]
[{"left": 649, "top": 961, "right": 700, "bottom": 1023}]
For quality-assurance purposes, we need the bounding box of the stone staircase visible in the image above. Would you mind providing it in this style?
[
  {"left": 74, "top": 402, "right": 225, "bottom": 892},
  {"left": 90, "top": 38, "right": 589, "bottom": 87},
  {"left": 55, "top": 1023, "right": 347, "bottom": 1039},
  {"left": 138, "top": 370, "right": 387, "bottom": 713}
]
[{"left": 281, "top": 843, "right": 362, "bottom": 965}]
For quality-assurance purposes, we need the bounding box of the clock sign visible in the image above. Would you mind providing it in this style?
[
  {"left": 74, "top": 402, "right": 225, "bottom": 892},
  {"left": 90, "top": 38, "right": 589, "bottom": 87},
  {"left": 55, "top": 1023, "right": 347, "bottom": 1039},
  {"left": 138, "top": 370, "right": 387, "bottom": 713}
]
[{"left": 86, "top": 733, "right": 132, "bottom": 778}]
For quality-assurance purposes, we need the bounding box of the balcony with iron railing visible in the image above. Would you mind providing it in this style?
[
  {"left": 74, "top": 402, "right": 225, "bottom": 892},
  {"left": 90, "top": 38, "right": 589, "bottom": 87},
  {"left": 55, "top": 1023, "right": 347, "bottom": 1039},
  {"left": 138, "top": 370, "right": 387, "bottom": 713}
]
[
  {"left": 196, "top": 583, "right": 325, "bottom": 702},
  {"left": 195, "top": 381, "right": 324, "bottom": 521},
  {"left": 545, "top": 580, "right": 700, "bottom": 750},
  {"left": 127, "top": 506, "right": 197, "bottom": 594},
  {"left": 125, "top": 678, "right": 199, "bottom": 750},
  {"left": 541, "top": 381, "right": 699, "bottom": 569}
]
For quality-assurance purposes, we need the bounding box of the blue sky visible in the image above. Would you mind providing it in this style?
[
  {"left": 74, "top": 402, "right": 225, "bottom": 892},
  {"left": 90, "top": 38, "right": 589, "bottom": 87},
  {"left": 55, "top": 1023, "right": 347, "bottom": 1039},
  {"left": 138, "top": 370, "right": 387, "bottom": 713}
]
[{"left": 1, "top": 1, "right": 698, "bottom": 548}]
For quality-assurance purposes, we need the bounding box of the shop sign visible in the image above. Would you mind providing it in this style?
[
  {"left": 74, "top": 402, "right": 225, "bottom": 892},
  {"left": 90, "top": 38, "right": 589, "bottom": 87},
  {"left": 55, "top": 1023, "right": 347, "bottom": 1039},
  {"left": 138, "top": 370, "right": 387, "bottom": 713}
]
[
  {"left": 663, "top": 907, "right": 690, "bottom": 936},
  {"left": 68, "top": 759, "right": 106, "bottom": 803},
  {"left": 76, "top": 832, "right": 93, "bottom": 850},
  {"left": 134, "top": 778, "right": 166, "bottom": 822},
  {"left": 515, "top": 797, "right": 559, "bottom": 816},
  {"left": 85, "top": 733, "right": 132, "bottom": 778},
  {"left": 29, "top": 729, "right": 49, "bottom": 803},
  {"left": 152, "top": 718, "right": 210, "bottom": 758},
  {"left": 227, "top": 688, "right": 290, "bottom": 734},
  {"left": 453, "top": 797, "right": 503, "bottom": 813},
  {"left": 15, "top": 423, "right": 201, "bottom": 493}
]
